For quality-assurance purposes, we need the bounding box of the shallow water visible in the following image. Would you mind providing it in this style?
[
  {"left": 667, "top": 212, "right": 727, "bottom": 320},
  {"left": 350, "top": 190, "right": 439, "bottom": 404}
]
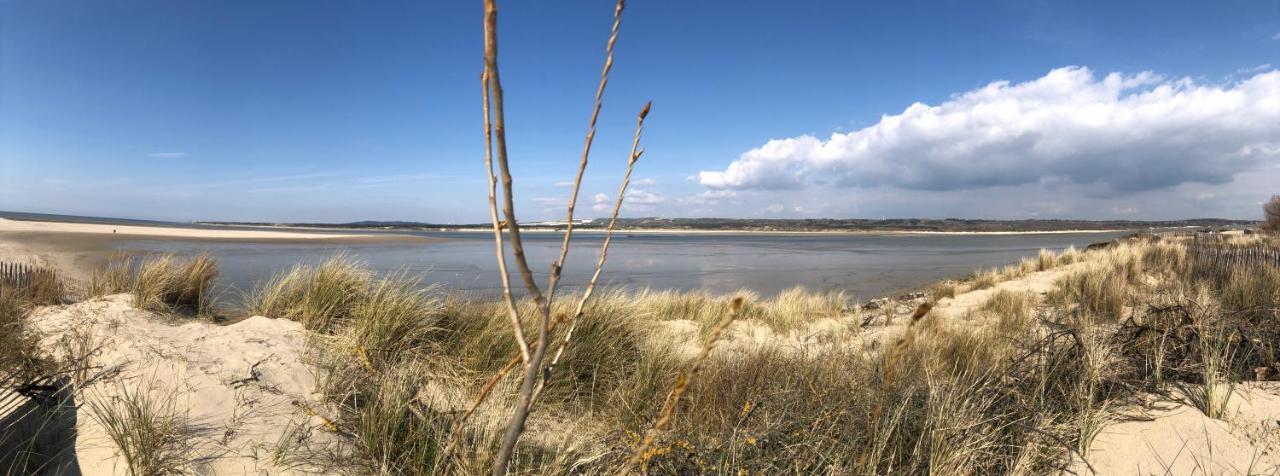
[{"left": 110, "top": 230, "right": 1129, "bottom": 302}]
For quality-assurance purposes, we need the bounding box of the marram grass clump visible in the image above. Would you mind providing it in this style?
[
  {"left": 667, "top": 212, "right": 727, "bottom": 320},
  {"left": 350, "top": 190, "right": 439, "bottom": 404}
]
[
  {"left": 87, "top": 253, "right": 218, "bottom": 315},
  {"left": 245, "top": 253, "right": 372, "bottom": 331}
]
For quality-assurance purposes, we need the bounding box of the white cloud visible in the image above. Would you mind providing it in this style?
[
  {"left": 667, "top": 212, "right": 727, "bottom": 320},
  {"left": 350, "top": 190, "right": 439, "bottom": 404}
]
[
  {"left": 1239, "top": 64, "right": 1273, "bottom": 74},
  {"left": 631, "top": 178, "right": 657, "bottom": 186},
  {"left": 699, "top": 67, "right": 1280, "bottom": 195},
  {"left": 148, "top": 152, "right": 186, "bottom": 159},
  {"left": 591, "top": 193, "right": 611, "bottom": 212},
  {"left": 592, "top": 189, "right": 666, "bottom": 212},
  {"left": 626, "top": 189, "right": 667, "bottom": 205},
  {"left": 1273, "top": 32, "right": 1280, "bottom": 41},
  {"left": 553, "top": 181, "right": 575, "bottom": 188},
  {"left": 680, "top": 190, "right": 737, "bottom": 206}
]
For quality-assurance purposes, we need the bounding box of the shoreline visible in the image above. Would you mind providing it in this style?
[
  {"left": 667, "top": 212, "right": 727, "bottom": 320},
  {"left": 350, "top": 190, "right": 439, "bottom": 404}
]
[
  {"left": 0, "top": 217, "right": 435, "bottom": 243},
  {"left": 204, "top": 222, "right": 1134, "bottom": 236},
  {"left": 0, "top": 217, "right": 439, "bottom": 282}
]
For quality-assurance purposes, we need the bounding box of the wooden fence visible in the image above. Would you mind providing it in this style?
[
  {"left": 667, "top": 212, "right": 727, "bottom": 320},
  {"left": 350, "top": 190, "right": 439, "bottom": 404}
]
[
  {"left": 1187, "top": 244, "right": 1280, "bottom": 274},
  {"left": 0, "top": 261, "right": 53, "bottom": 289}
]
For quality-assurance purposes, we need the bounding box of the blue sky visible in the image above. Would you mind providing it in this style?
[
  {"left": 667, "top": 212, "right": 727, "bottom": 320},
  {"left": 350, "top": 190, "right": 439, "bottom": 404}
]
[{"left": 2, "top": 0, "right": 1278, "bottom": 223}]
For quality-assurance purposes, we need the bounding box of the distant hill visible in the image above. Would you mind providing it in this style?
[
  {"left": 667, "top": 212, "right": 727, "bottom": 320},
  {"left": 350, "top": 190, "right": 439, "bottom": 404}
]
[{"left": 199, "top": 217, "right": 1256, "bottom": 233}]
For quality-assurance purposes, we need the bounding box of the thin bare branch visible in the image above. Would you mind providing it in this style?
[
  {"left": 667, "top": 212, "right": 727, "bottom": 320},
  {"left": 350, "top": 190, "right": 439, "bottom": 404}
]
[
  {"left": 544, "top": 0, "right": 627, "bottom": 305},
  {"left": 530, "top": 101, "right": 651, "bottom": 405},
  {"left": 482, "top": 70, "right": 530, "bottom": 364},
  {"left": 483, "top": 0, "right": 543, "bottom": 304},
  {"left": 485, "top": 0, "right": 633, "bottom": 472}
]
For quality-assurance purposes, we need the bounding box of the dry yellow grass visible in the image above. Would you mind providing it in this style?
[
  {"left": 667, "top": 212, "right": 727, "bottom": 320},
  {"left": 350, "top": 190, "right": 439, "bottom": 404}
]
[{"left": 17, "top": 235, "right": 1280, "bottom": 475}]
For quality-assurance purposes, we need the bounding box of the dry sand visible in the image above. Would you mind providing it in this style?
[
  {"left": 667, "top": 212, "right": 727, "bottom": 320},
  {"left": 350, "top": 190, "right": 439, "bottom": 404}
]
[{"left": 27, "top": 295, "right": 340, "bottom": 474}]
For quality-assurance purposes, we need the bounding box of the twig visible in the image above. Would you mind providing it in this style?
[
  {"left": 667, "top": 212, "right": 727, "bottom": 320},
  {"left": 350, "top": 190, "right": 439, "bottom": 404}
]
[
  {"left": 485, "top": 0, "right": 634, "bottom": 473},
  {"left": 529, "top": 100, "right": 651, "bottom": 406},
  {"left": 483, "top": 0, "right": 543, "bottom": 305},
  {"left": 544, "top": 0, "right": 627, "bottom": 306},
  {"left": 482, "top": 69, "right": 530, "bottom": 364},
  {"left": 229, "top": 357, "right": 269, "bottom": 388}
]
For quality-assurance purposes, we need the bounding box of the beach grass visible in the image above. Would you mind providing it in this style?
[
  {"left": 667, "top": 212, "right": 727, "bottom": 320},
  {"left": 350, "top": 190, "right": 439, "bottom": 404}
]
[
  {"left": 14, "top": 232, "right": 1280, "bottom": 474},
  {"left": 87, "top": 382, "right": 198, "bottom": 476},
  {"left": 89, "top": 253, "right": 219, "bottom": 316}
]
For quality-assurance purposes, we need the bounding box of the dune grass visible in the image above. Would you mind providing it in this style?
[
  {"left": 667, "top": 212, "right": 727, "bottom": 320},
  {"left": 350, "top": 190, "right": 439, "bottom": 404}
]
[
  {"left": 1, "top": 265, "right": 68, "bottom": 380},
  {"left": 16, "top": 233, "right": 1279, "bottom": 474},
  {"left": 245, "top": 253, "right": 372, "bottom": 332},
  {"left": 236, "top": 245, "right": 1237, "bottom": 474},
  {"left": 979, "top": 289, "right": 1037, "bottom": 333},
  {"left": 89, "top": 253, "right": 219, "bottom": 316},
  {"left": 87, "top": 382, "right": 198, "bottom": 476}
]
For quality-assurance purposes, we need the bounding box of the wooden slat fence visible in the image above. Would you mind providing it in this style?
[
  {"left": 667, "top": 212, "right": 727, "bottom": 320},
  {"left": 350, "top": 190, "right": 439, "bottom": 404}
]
[
  {"left": 1187, "top": 244, "right": 1280, "bottom": 275},
  {"left": 0, "top": 261, "right": 53, "bottom": 289}
]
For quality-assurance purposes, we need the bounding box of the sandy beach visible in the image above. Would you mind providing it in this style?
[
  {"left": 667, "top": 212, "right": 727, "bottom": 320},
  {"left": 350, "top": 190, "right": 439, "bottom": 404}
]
[
  {"left": 0, "top": 217, "right": 436, "bottom": 282},
  {"left": 0, "top": 217, "right": 434, "bottom": 242},
  {"left": 294, "top": 225, "right": 1132, "bottom": 236}
]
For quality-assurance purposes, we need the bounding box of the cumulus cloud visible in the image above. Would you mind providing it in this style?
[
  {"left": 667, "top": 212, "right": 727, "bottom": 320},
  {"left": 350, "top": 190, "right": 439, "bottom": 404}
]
[
  {"left": 699, "top": 67, "right": 1280, "bottom": 195},
  {"left": 148, "top": 152, "right": 186, "bottom": 159}
]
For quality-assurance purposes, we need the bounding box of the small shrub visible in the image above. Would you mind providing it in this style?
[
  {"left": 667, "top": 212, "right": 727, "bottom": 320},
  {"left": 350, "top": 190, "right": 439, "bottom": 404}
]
[{"left": 1262, "top": 194, "right": 1280, "bottom": 234}]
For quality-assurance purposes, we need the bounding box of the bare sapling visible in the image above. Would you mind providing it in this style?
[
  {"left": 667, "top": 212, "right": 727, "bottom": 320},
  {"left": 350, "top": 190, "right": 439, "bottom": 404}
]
[{"left": 479, "top": 0, "right": 648, "bottom": 473}]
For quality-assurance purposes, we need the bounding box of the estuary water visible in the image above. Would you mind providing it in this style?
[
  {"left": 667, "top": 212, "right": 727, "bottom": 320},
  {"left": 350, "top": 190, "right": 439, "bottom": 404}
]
[{"left": 109, "top": 230, "right": 1129, "bottom": 302}]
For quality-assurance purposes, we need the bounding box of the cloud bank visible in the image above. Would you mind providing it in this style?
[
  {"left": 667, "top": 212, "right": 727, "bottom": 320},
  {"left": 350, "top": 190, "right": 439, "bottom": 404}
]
[{"left": 699, "top": 67, "right": 1280, "bottom": 195}]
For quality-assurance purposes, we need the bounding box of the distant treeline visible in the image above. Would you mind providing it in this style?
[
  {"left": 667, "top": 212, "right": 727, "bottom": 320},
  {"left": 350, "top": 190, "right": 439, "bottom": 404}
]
[{"left": 200, "top": 217, "right": 1256, "bottom": 233}]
